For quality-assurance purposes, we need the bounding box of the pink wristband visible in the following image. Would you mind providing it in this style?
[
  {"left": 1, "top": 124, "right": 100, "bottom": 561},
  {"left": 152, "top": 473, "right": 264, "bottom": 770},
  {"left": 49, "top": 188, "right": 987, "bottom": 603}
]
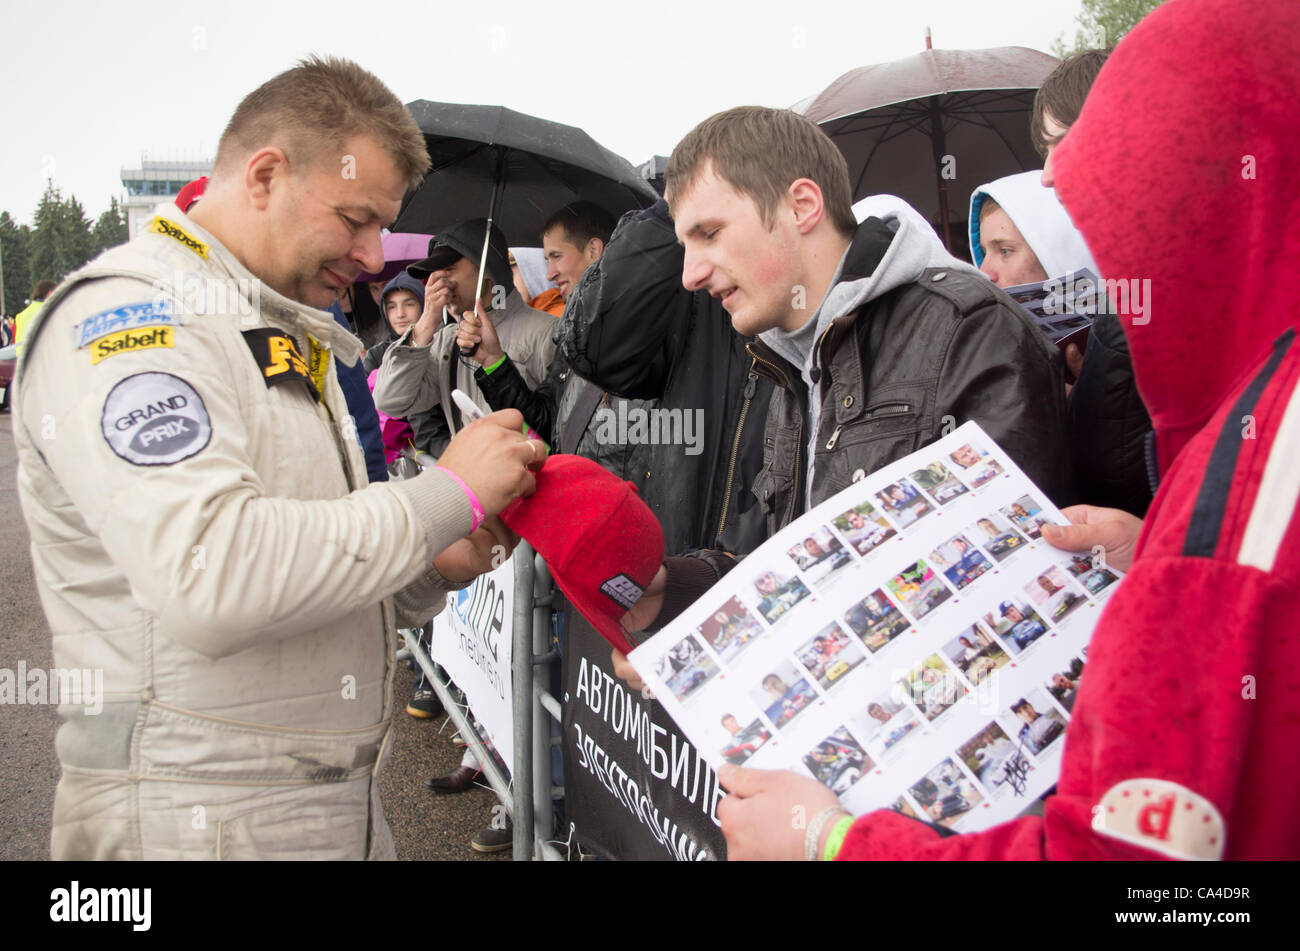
[{"left": 433, "top": 465, "right": 485, "bottom": 532}]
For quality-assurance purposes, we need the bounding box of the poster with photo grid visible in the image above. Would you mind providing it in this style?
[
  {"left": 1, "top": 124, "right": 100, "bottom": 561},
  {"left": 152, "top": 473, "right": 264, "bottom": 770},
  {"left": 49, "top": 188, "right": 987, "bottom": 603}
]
[{"left": 629, "top": 422, "right": 1119, "bottom": 835}]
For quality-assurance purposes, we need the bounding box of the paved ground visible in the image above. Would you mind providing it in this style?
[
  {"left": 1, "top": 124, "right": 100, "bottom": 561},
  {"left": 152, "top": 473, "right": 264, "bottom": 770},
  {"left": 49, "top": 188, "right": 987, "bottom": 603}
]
[{"left": 0, "top": 413, "right": 508, "bottom": 861}]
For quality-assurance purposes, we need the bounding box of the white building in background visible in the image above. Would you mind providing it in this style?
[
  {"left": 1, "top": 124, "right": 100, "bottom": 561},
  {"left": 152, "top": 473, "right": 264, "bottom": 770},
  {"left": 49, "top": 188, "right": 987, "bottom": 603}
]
[{"left": 121, "top": 159, "right": 212, "bottom": 238}]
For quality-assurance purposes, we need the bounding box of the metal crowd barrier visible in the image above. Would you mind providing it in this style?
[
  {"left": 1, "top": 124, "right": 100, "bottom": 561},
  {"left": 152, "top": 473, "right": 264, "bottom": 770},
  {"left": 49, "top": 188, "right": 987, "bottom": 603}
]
[{"left": 399, "top": 447, "right": 567, "bottom": 861}]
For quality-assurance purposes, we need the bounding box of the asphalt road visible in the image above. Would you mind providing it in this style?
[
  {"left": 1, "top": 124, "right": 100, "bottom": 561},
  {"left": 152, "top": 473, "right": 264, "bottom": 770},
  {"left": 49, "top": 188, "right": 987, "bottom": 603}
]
[{"left": 0, "top": 413, "right": 508, "bottom": 862}]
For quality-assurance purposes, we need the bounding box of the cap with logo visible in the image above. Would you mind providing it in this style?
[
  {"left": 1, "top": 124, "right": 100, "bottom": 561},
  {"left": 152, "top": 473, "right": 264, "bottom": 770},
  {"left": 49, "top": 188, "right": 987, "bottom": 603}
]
[
  {"left": 499, "top": 455, "right": 663, "bottom": 655},
  {"left": 407, "top": 218, "right": 513, "bottom": 295}
]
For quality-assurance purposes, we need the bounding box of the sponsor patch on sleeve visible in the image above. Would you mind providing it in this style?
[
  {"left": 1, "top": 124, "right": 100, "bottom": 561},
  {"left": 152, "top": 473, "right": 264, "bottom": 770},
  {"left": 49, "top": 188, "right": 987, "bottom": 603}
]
[
  {"left": 600, "top": 574, "right": 645, "bottom": 611},
  {"left": 101, "top": 372, "right": 212, "bottom": 466},
  {"left": 75, "top": 300, "right": 178, "bottom": 349},
  {"left": 90, "top": 326, "right": 174, "bottom": 364},
  {"left": 241, "top": 328, "right": 320, "bottom": 402},
  {"left": 1092, "top": 778, "right": 1226, "bottom": 860},
  {"left": 149, "top": 216, "right": 209, "bottom": 258}
]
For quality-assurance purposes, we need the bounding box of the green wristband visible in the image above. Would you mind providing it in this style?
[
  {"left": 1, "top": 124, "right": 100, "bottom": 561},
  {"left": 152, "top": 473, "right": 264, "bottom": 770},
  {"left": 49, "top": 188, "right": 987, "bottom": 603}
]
[
  {"left": 483, "top": 355, "right": 507, "bottom": 375},
  {"left": 822, "top": 815, "right": 853, "bottom": 861}
]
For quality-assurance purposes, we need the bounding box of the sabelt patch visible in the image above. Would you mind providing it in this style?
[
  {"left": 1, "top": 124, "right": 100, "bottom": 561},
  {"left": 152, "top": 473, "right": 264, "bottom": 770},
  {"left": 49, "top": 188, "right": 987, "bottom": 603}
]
[
  {"left": 306, "top": 335, "right": 330, "bottom": 397},
  {"left": 242, "top": 328, "right": 320, "bottom": 402},
  {"left": 1092, "top": 778, "right": 1226, "bottom": 860},
  {"left": 149, "top": 216, "right": 208, "bottom": 258},
  {"left": 75, "top": 300, "right": 178, "bottom": 348},
  {"left": 90, "top": 326, "right": 174, "bottom": 364},
  {"left": 101, "top": 372, "right": 212, "bottom": 466}
]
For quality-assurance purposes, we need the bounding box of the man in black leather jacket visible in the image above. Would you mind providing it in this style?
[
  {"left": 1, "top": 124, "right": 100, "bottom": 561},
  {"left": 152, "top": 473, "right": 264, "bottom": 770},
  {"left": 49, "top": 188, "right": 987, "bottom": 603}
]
[
  {"left": 613, "top": 106, "right": 1072, "bottom": 642},
  {"left": 461, "top": 202, "right": 651, "bottom": 481},
  {"left": 558, "top": 200, "right": 774, "bottom": 559}
]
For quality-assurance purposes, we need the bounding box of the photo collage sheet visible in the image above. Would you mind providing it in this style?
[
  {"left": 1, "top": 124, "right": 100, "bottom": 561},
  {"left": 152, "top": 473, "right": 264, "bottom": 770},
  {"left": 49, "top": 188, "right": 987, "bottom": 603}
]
[
  {"left": 1004, "top": 267, "right": 1099, "bottom": 349},
  {"left": 629, "top": 422, "right": 1118, "bottom": 835}
]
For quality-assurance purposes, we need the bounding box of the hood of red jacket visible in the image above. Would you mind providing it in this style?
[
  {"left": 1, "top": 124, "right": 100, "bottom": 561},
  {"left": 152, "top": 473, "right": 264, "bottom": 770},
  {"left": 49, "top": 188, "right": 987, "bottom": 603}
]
[{"left": 1053, "top": 0, "right": 1300, "bottom": 476}]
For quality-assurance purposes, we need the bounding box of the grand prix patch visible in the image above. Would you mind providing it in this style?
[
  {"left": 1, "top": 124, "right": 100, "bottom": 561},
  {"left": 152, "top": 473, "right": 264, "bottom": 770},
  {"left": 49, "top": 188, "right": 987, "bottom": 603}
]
[
  {"left": 149, "top": 216, "right": 208, "bottom": 258},
  {"left": 241, "top": 328, "right": 320, "bottom": 402},
  {"left": 75, "top": 300, "right": 178, "bottom": 349},
  {"left": 101, "top": 372, "right": 212, "bottom": 466}
]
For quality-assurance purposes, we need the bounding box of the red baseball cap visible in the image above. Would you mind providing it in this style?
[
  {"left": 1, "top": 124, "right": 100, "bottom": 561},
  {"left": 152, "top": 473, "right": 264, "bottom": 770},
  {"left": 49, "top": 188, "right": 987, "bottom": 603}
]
[
  {"left": 175, "top": 176, "right": 208, "bottom": 212},
  {"left": 500, "top": 455, "right": 663, "bottom": 654}
]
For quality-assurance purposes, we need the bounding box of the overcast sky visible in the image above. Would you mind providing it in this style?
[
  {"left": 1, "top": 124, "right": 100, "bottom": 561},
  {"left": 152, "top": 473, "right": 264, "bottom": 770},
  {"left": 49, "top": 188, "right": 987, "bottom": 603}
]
[{"left": 2, "top": 0, "right": 1083, "bottom": 224}]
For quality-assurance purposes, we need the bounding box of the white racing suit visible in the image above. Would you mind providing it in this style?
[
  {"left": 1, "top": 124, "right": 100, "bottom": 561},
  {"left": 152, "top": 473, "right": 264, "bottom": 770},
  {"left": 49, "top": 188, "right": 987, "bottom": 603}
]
[{"left": 14, "top": 209, "right": 472, "bottom": 859}]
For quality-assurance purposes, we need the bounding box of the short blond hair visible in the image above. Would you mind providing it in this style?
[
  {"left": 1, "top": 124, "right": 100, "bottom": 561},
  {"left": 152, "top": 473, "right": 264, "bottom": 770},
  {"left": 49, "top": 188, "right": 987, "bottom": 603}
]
[
  {"left": 665, "top": 107, "right": 857, "bottom": 238},
  {"left": 215, "top": 55, "right": 429, "bottom": 188}
]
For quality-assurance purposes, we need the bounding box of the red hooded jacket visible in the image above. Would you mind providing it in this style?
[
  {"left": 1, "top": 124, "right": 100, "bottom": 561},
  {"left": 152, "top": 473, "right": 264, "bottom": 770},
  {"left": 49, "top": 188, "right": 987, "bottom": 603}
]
[{"left": 838, "top": 0, "right": 1300, "bottom": 861}]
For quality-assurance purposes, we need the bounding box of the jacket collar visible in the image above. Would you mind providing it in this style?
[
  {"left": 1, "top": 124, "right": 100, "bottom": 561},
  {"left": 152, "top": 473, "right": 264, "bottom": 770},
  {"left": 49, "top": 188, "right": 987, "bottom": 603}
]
[
  {"left": 748, "top": 309, "right": 866, "bottom": 401},
  {"left": 746, "top": 338, "right": 797, "bottom": 390},
  {"left": 156, "top": 208, "right": 364, "bottom": 366}
]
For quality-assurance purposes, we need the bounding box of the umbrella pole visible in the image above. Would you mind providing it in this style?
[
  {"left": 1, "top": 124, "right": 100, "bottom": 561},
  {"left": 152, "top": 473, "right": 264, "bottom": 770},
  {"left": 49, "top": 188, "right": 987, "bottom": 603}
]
[
  {"left": 478, "top": 149, "right": 508, "bottom": 304},
  {"left": 460, "top": 150, "right": 508, "bottom": 357},
  {"left": 928, "top": 96, "right": 952, "bottom": 252}
]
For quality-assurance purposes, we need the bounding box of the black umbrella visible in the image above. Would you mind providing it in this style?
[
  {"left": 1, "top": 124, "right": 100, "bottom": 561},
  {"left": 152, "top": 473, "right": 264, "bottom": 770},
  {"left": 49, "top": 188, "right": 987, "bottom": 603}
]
[{"left": 393, "top": 101, "right": 658, "bottom": 245}]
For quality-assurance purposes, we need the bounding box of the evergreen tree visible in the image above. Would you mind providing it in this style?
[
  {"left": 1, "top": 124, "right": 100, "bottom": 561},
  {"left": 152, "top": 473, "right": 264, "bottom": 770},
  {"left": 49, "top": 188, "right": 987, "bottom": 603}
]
[
  {"left": 28, "top": 181, "right": 95, "bottom": 285},
  {"left": 91, "top": 196, "right": 129, "bottom": 256},
  {"left": 0, "top": 211, "right": 32, "bottom": 315},
  {"left": 1053, "top": 0, "right": 1168, "bottom": 55}
]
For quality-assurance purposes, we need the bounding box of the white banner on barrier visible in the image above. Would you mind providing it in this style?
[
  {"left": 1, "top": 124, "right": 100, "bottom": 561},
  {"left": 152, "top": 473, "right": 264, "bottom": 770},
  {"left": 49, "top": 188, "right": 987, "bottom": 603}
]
[{"left": 430, "top": 556, "right": 515, "bottom": 768}]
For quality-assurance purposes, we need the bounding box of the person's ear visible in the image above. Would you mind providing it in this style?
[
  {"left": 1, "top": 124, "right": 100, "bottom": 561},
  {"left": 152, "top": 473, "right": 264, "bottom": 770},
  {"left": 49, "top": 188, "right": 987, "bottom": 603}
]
[
  {"left": 585, "top": 237, "right": 605, "bottom": 263},
  {"left": 245, "top": 147, "right": 288, "bottom": 211},
  {"left": 788, "top": 178, "right": 826, "bottom": 235}
]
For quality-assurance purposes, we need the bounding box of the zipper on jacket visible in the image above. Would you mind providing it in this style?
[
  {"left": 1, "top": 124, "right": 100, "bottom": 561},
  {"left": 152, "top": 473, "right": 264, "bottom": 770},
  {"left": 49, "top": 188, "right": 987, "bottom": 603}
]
[
  {"left": 744, "top": 342, "right": 804, "bottom": 527},
  {"left": 746, "top": 342, "right": 794, "bottom": 391},
  {"left": 1144, "top": 429, "right": 1160, "bottom": 494},
  {"left": 787, "top": 416, "right": 804, "bottom": 526},
  {"left": 795, "top": 326, "right": 840, "bottom": 521},
  {"left": 811, "top": 323, "right": 837, "bottom": 388},
  {"left": 863, "top": 401, "right": 912, "bottom": 420},
  {"left": 715, "top": 370, "right": 758, "bottom": 544}
]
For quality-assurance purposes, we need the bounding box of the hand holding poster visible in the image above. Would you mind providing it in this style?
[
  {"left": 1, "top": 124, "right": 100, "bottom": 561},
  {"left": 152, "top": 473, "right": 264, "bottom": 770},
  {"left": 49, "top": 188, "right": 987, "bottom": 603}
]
[{"left": 629, "top": 422, "right": 1121, "bottom": 834}]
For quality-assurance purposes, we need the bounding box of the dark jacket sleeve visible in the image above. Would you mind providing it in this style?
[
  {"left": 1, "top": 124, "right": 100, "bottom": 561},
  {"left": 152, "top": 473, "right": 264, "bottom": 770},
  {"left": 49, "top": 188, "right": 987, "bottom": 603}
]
[
  {"left": 557, "top": 200, "right": 692, "bottom": 400},
  {"left": 330, "top": 304, "right": 388, "bottom": 483},
  {"left": 649, "top": 549, "right": 742, "bottom": 635},
  {"left": 1066, "top": 312, "right": 1154, "bottom": 515},
  {"left": 475, "top": 353, "right": 563, "bottom": 445},
  {"left": 407, "top": 404, "right": 451, "bottom": 458},
  {"left": 362, "top": 338, "right": 391, "bottom": 376}
]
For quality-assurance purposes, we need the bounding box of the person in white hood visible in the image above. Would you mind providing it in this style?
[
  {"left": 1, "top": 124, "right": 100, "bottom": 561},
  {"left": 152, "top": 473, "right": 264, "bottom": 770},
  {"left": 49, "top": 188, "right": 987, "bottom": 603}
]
[
  {"left": 970, "top": 171, "right": 1101, "bottom": 381},
  {"left": 968, "top": 170, "right": 1098, "bottom": 289}
]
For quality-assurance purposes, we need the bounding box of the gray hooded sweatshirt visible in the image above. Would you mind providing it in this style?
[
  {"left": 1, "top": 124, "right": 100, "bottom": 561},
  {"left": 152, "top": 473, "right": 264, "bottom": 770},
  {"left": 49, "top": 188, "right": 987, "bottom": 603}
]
[{"left": 760, "top": 195, "right": 984, "bottom": 509}]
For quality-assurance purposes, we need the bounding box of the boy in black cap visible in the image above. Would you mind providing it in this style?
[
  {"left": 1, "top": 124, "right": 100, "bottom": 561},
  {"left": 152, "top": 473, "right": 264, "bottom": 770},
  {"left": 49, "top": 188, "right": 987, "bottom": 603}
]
[{"left": 372, "top": 218, "right": 556, "bottom": 442}]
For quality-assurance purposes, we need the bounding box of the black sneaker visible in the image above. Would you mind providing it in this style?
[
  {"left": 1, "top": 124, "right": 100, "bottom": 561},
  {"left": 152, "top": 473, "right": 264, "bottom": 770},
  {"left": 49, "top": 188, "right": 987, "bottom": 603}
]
[
  {"left": 405, "top": 689, "right": 443, "bottom": 719},
  {"left": 471, "top": 817, "right": 513, "bottom": 854}
]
